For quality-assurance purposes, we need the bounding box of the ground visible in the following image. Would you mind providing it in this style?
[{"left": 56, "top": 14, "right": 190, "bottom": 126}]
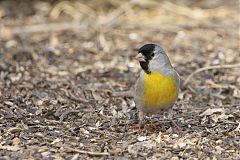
[{"left": 0, "top": 0, "right": 239, "bottom": 159}]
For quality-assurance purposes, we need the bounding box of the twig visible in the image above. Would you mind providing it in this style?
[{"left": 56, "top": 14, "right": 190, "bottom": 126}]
[
  {"left": 50, "top": 1, "right": 96, "bottom": 20},
  {"left": 59, "top": 110, "right": 81, "bottom": 122},
  {"left": 1, "top": 0, "right": 137, "bottom": 36},
  {"left": 66, "top": 93, "right": 90, "bottom": 103},
  {"left": 109, "top": 84, "right": 134, "bottom": 98},
  {"left": 60, "top": 88, "right": 90, "bottom": 103},
  {"left": 98, "top": 0, "right": 138, "bottom": 27},
  {"left": 56, "top": 145, "right": 110, "bottom": 156},
  {"left": 111, "top": 90, "right": 133, "bottom": 97},
  {"left": 188, "top": 85, "right": 226, "bottom": 99},
  {"left": 233, "top": 121, "right": 240, "bottom": 132},
  {"left": 209, "top": 93, "right": 226, "bottom": 100},
  {"left": 2, "top": 21, "right": 86, "bottom": 35},
  {"left": 184, "top": 63, "right": 240, "bottom": 86}
]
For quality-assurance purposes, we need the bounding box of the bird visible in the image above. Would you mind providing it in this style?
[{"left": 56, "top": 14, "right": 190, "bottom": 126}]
[{"left": 134, "top": 44, "right": 180, "bottom": 126}]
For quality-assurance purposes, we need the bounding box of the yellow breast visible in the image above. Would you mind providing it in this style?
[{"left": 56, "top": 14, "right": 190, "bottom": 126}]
[{"left": 143, "top": 72, "right": 178, "bottom": 107}]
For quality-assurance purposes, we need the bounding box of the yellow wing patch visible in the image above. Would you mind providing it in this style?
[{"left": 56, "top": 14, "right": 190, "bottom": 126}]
[{"left": 143, "top": 72, "right": 177, "bottom": 107}]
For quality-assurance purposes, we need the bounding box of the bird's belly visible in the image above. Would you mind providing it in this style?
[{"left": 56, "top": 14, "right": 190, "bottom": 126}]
[{"left": 142, "top": 72, "right": 178, "bottom": 112}]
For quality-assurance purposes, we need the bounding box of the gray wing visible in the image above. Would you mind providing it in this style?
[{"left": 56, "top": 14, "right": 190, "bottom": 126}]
[
  {"left": 164, "top": 68, "right": 180, "bottom": 94},
  {"left": 134, "top": 71, "right": 144, "bottom": 110},
  {"left": 172, "top": 69, "right": 181, "bottom": 94}
]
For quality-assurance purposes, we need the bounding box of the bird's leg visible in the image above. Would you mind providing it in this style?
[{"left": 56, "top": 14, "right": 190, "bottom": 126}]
[
  {"left": 127, "top": 110, "right": 144, "bottom": 132},
  {"left": 167, "top": 109, "right": 183, "bottom": 134},
  {"left": 138, "top": 110, "right": 144, "bottom": 130},
  {"left": 127, "top": 111, "right": 144, "bottom": 134},
  {"left": 166, "top": 108, "right": 173, "bottom": 119}
]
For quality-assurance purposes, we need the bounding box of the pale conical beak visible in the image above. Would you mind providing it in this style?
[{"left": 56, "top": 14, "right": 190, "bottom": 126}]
[{"left": 135, "top": 53, "right": 146, "bottom": 62}]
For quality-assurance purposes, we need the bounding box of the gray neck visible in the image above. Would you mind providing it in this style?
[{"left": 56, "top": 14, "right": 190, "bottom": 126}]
[{"left": 149, "top": 54, "right": 173, "bottom": 74}]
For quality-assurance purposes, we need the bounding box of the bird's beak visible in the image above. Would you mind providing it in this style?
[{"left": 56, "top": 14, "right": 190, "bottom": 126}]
[{"left": 135, "top": 53, "right": 146, "bottom": 62}]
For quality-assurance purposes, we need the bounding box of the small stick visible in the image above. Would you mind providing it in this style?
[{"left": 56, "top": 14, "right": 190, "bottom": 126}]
[
  {"left": 59, "top": 110, "right": 81, "bottom": 122},
  {"left": 111, "top": 90, "right": 133, "bottom": 97},
  {"left": 187, "top": 86, "right": 226, "bottom": 99},
  {"left": 13, "top": 21, "right": 85, "bottom": 34},
  {"left": 100, "top": 0, "right": 138, "bottom": 27},
  {"left": 58, "top": 145, "right": 110, "bottom": 156},
  {"left": 184, "top": 63, "right": 240, "bottom": 86},
  {"left": 0, "top": 21, "right": 86, "bottom": 38},
  {"left": 60, "top": 88, "right": 90, "bottom": 103},
  {"left": 66, "top": 93, "right": 90, "bottom": 103}
]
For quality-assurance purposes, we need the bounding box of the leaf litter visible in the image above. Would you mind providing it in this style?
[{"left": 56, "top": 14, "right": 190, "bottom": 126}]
[{"left": 0, "top": 0, "right": 239, "bottom": 159}]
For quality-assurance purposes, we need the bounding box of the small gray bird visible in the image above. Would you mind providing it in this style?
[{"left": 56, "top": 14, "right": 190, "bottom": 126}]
[{"left": 134, "top": 44, "right": 180, "bottom": 123}]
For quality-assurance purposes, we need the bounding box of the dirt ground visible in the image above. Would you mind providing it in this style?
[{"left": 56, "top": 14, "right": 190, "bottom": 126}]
[{"left": 0, "top": 0, "right": 239, "bottom": 159}]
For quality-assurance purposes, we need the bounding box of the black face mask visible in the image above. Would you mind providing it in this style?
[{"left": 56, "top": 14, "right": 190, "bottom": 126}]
[
  {"left": 140, "top": 61, "right": 151, "bottom": 74},
  {"left": 138, "top": 44, "right": 155, "bottom": 74}
]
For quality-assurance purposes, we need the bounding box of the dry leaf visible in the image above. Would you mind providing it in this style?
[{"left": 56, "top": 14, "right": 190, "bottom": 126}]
[
  {"left": 36, "top": 109, "right": 43, "bottom": 115},
  {"left": 71, "top": 154, "right": 79, "bottom": 160},
  {"left": 156, "top": 132, "right": 162, "bottom": 143},
  {"left": 127, "top": 144, "right": 138, "bottom": 156},
  {"left": 215, "top": 146, "right": 224, "bottom": 154},
  {"left": 91, "top": 90, "right": 103, "bottom": 101},
  {"left": 34, "top": 132, "right": 44, "bottom": 138},
  {"left": 233, "top": 122, "right": 240, "bottom": 132},
  {"left": 12, "top": 137, "right": 20, "bottom": 146},
  {"left": 8, "top": 127, "right": 22, "bottom": 133},
  {"left": 173, "top": 141, "right": 187, "bottom": 149},
  {"left": 41, "top": 151, "right": 51, "bottom": 157},
  {"left": 173, "top": 138, "right": 188, "bottom": 149},
  {"left": 0, "top": 145, "right": 21, "bottom": 151},
  {"left": 200, "top": 108, "right": 224, "bottom": 116},
  {"left": 51, "top": 138, "right": 62, "bottom": 145},
  {"left": 80, "top": 128, "right": 89, "bottom": 134}
]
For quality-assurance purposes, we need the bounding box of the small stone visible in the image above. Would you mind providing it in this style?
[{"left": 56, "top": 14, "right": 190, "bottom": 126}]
[
  {"left": 137, "top": 136, "right": 147, "bottom": 142},
  {"left": 4, "top": 101, "right": 14, "bottom": 106},
  {"left": 8, "top": 127, "right": 22, "bottom": 133},
  {"left": 48, "top": 131, "right": 63, "bottom": 137},
  {"left": 35, "top": 109, "right": 42, "bottom": 115}
]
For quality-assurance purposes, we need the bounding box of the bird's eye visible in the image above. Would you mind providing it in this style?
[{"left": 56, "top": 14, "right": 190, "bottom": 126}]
[{"left": 151, "top": 52, "right": 155, "bottom": 57}]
